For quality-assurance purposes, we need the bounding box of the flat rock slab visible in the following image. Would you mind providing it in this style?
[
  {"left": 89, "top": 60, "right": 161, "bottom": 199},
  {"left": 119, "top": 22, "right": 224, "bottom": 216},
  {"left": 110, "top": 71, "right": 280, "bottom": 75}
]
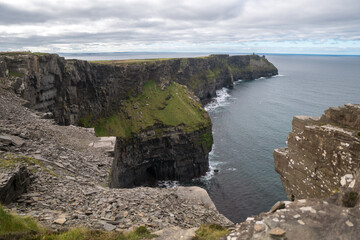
[{"left": 153, "top": 226, "right": 197, "bottom": 240}]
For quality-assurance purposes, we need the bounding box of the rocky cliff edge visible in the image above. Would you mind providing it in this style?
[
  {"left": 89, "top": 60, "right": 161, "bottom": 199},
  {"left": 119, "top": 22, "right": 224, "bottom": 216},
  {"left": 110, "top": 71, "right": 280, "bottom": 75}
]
[{"left": 222, "top": 104, "right": 360, "bottom": 239}]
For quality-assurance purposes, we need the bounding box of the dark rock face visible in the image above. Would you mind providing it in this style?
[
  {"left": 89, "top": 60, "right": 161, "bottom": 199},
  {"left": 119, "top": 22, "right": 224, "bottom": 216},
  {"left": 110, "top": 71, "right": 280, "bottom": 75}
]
[
  {"left": 110, "top": 126, "right": 212, "bottom": 188},
  {"left": 0, "top": 166, "right": 30, "bottom": 204},
  {"left": 274, "top": 104, "right": 360, "bottom": 200}
]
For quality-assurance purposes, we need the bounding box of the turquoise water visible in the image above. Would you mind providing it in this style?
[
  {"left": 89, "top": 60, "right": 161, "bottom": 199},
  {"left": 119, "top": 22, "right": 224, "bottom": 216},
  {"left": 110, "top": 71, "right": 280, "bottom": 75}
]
[{"left": 202, "top": 55, "right": 360, "bottom": 222}]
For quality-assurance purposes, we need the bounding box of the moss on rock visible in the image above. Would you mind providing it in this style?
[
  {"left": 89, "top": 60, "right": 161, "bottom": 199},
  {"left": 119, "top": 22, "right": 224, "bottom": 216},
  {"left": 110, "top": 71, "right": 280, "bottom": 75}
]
[{"left": 89, "top": 80, "right": 211, "bottom": 138}]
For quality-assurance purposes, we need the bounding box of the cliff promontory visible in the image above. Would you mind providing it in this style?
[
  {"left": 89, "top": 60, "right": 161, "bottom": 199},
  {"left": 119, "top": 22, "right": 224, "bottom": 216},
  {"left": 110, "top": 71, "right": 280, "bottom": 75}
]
[{"left": 0, "top": 52, "right": 278, "bottom": 187}]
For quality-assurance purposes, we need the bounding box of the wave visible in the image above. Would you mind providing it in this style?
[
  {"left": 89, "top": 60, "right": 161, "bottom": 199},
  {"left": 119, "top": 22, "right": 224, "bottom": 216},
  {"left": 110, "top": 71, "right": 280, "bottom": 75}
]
[
  {"left": 157, "top": 180, "right": 179, "bottom": 188},
  {"left": 204, "top": 87, "right": 231, "bottom": 112},
  {"left": 226, "top": 167, "right": 237, "bottom": 171}
]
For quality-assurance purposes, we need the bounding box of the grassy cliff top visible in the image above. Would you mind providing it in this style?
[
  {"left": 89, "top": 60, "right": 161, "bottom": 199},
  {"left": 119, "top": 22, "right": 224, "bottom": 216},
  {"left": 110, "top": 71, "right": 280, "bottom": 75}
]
[
  {"left": 89, "top": 56, "right": 209, "bottom": 65},
  {"left": 0, "top": 51, "right": 50, "bottom": 56},
  {"left": 84, "top": 80, "right": 211, "bottom": 138}
]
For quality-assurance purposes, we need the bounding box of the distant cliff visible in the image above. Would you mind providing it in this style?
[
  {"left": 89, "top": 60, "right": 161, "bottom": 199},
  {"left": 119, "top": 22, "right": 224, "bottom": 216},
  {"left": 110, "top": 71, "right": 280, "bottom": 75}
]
[
  {"left": 274, "top": 104, "right": 360, "bottom": 200},
  {"left": 0, "top": 52, "right": 278, "bottom": 187},
  {"left": 0, "top": 52, "right": 277, "bottom": 126}
]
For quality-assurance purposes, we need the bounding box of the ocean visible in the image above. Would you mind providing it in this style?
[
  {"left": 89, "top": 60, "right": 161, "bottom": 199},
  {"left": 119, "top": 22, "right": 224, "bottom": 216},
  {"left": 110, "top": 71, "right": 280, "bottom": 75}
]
[
  {"left": 201, "top": 54, "right": 360, "bottom": 222},
  {"left": 59, "top": 52, "right": 360, "bottom": 223}
]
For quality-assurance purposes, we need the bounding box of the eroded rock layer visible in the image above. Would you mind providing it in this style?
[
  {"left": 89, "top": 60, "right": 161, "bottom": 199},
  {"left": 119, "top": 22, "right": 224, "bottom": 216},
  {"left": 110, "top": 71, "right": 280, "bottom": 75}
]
[{"left": 274, "top": 104, "right": 360, "bottom": 200}]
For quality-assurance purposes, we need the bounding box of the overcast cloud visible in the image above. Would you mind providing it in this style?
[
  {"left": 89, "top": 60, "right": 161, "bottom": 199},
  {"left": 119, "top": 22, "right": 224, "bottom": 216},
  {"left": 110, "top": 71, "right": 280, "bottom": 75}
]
[{"left": 0, "top": 0, "right": 359, "bottom": 54}]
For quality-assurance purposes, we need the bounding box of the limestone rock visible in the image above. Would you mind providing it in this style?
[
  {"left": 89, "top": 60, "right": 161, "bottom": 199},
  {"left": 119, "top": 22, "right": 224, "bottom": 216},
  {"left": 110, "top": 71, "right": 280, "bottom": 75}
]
[{"left": 274, "top": 104, "right": 360, "bottom": 200}]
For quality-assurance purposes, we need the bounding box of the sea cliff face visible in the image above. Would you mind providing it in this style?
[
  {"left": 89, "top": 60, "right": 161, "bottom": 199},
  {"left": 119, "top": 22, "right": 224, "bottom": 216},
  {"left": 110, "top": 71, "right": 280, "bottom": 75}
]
[
  {"left": 0, "top": 52, "right": 278, "bottom": 187},
  {"left": 274, "top": 104, "right": 360, "bottom": 200},
  {"left": 0, "top": 53, "right": 277, "bottom": 126}
]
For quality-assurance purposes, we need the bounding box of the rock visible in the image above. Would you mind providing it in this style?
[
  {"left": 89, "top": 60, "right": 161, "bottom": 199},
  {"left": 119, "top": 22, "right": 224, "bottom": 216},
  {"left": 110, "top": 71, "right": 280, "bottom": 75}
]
[
  {"left": 269, "top": 201, "right": 286, "bottom": 213},
  {"left": 0, "top": 134, "right": 25, "bottom": 147},
  {"left": 54, "top": 214, "right": 67, "bottom": 225},
  {"left": 99, "top": 221, "right": 117, "bottom": 231},
  {"left": 153, "top": 226, "right": 197, "bottom": 240},
  {"left": 269, "top": 227, "right": 286, "bottom": 236},
  {"left": 0, "top": 165, "right": 30, "bottom": 204},
  {"left": 110, "top": 125, "right": 213, "bottom": 188},
  {"left": 274, "top": 104, "right": 360, "bottom": 200},
  {"left": 254, "top": 223, "right": 265, "bottom": 232}
]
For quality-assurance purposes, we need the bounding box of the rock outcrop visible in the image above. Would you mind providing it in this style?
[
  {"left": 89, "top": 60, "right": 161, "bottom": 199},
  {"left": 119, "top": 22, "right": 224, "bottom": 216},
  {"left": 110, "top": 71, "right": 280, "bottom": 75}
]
[
  {"left": 223, "top": 104, "right": 360, "bottom": 239},
  {"left": 274, "top": 104, "right": 360, "bottom": 199},
  {"left": 0, "top": 164, "right": 30, "bottom": 205}
]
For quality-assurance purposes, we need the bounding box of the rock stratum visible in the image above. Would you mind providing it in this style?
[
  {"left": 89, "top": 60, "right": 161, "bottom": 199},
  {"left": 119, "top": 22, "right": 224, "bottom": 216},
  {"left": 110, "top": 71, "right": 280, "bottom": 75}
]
[
  {"left": 0, "top": 52, "right": 278, "bottom": 187},
  {"left": 223, "top": 104, "right": 360, "bottom": 239}
]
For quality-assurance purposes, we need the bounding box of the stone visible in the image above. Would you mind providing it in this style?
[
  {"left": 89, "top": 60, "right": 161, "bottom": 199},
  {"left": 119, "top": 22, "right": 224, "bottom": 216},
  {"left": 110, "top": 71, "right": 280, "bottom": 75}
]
[
  {"left": 0, "top": 134, "right": 24, "bottom": 147},
  {"left": 254, "top": 223, "right": 265, "bottom": 232},
  {"left": 298, "top": 220, "right": 305, "bottom": 225},
  {"left": 54, "top": 215, "right": 67, "bottom": 225},
  {"left": 269, "top": 201, "right": 286, "bottom": 213},
  {"left": 153, "top": 226, "right": 197, "bottom": 240},
  {"left": 345, "top": 220, "right": 354, "bottom": 227},
  {"left": 269, "top": 227, "right": 286, "bottom": 236}
]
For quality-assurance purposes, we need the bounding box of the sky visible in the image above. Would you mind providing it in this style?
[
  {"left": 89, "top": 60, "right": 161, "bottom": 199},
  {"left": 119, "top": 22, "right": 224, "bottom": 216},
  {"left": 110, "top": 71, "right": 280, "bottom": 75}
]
[{"left": 0, "top": 0, "right": 360, "bottom": 54}]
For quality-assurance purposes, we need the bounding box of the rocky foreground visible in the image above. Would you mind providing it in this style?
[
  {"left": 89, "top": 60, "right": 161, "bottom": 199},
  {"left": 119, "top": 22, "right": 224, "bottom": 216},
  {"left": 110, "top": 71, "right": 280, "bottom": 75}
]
[{"left": 0, "top": 87, "right": 232, "bottom": 235}]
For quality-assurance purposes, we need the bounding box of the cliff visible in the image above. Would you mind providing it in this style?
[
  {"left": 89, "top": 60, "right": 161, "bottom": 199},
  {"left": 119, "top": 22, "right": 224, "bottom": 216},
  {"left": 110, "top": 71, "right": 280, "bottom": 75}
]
[
  {"left": 0, "top": 87, "right": 233, "bottom": 233},
  {"left": 274, "top": 104, "right": 360, "bottom": 199},
  {"left": 0, "top": 52, "right": 277, "bottom": 187},
  {"left": 0, "top": 52, "right": 277, "bottom": 126},
  {"left": 222, "top": 104, "right": 360, "bottom": 239}
]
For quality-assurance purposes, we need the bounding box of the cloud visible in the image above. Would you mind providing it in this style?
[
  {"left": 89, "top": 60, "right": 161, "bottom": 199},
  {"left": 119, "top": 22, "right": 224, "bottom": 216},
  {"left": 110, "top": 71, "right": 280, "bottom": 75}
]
[{"left": 0, "top": 0, "right": 359, "bottom": 53}]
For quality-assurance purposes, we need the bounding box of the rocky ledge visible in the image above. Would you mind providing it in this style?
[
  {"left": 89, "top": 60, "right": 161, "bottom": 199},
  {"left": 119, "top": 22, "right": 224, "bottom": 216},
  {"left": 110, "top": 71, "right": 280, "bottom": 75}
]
[{"left": 0, "top": 86, "right": 233, "bottom": 234}]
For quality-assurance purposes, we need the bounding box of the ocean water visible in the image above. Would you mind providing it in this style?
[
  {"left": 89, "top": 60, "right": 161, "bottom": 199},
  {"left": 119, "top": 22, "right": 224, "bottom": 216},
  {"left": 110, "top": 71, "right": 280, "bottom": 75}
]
[
  {"left": 59, "top": 52, "right": 360, "bottom": 223},
  {"left": 201, "top": 55, "right": 360, "bottom": 222}
]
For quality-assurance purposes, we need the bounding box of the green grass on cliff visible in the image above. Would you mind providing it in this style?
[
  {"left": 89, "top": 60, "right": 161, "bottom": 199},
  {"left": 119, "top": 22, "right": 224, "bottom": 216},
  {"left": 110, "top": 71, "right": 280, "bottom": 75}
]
[
  {"left": 0, "top": 205, "right": 41, "bottom": 235},
  {"left": 0, "top": 205, "right": 155, "bottom": 239},
  {"left": 91, "top": 80, "right": 211, "bottom": 138},
  {"left": 192, "top": 224, "right": 229, "bottom": 240}
]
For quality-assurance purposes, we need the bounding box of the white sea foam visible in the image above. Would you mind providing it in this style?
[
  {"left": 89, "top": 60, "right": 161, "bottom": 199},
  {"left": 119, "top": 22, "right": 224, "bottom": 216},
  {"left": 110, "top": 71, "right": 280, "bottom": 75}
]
[
  {"left": 204, "top": 87, "right": 231, "bottom": 112},
  {"left": 234, "top": 80, "right": 243, "bottom": 85},
  {"left": 157, "top": 180, "right": 179, "bottom": 188},
  {"left": 226, "top": 167, "right": 237, "bottom": 171}
]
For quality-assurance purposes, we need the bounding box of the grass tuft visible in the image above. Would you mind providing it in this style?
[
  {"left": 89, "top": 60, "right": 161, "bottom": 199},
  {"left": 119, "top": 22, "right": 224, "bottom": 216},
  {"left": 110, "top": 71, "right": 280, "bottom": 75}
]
[
  {"left": 192, "top": 224, "right": 229, "bottom": 240},
  {"left": 0, "top": 205, "right": 41, "bottom": 235},
  {"left": 8, "top": 72, "right": 24, "bottom": 78},
  {"left": 0, "top": 153, "right": 57, "bottom": 176},
  {"left": 0, "top": 207, "right": 156, "bottom": 240}
]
